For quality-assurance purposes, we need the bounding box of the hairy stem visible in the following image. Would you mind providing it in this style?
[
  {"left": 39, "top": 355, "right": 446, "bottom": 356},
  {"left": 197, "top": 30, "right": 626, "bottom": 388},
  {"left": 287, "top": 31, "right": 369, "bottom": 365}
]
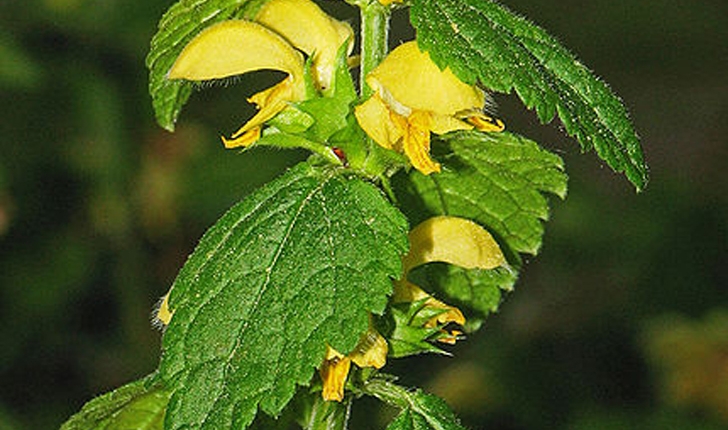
[
  {"left": 355, "top": 1, "right": 396, "bottom": 179},
  {"left": 304, "top": 395, "right": 352, "bottom": 430},
  {"left": 359, "top": 1, "right": 390, "bottom": 97}
]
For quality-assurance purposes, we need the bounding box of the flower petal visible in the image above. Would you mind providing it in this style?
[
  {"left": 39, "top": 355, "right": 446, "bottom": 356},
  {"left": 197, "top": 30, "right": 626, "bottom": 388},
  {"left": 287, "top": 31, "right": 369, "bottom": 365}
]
[
  {"left": 430, "top": 113, "right": 473, "bottom": 135},
  {"left": 403, "top": 216, "right": 506, "bottom": 273},
  {"left": 320, "top": 346, "right": 351, "bottom": 402},
  {"left": 355, "top": 89, "right": 443, "bottom": 174},
  {"left": 255, "top": 0, "right": 353, "bottom": 89},
  {"left": 221, "top": 127, "right": 262, "bottom": 149},
  {"left": 349, "top": 327, "right": 388, "bottom": 369},
  {"left": 366, "top": 41, "right": 484, "bottom": 116},
  {"left": 354, "top": 94, "right": 402, "bottom": 150},
  {"left": 400, "top": 111, "right": 441, "bottom": 175},
  {"left": 393, "top": 281, "right": 466, "bottom": 327},
  {"left": 436, "top": 329, "right": 463, "bottom": 345},
  {"left": 155, "top": 293, "right": 172, "bottom": 326},
  {"left": 168, "top": 20, "right": 305, "bottom": 84},
  {"left": 221, "top": 77, "right": 301, "bottom": 147},
  {"left": 461, "top": 111, "right": 506, "bottom": 132}
]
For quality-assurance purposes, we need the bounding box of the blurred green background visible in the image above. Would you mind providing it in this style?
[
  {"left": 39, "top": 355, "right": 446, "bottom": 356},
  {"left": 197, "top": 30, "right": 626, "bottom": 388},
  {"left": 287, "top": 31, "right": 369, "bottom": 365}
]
[{"left": 0, "top": 0, "right": 726, "bottom": 429}]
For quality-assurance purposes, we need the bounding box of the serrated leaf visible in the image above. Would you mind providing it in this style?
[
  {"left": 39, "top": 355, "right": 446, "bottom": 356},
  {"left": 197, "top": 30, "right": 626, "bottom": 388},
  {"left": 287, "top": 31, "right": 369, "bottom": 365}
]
[
  {"left": 411, "top": 0, "right": 648, "bottom": 190},
  {"left": 60, "top": 374, "right": 170, "bottom": 430},
  {"left": 146, "top": 0, "right": 269, "bottom": 130},
  {"left": 160, "top": 162, "right": 409, "bottom": 430},
  {"left": 387, "top": 409, "right": 430, "bottom": 430},
  {"left": 386, "top": 301, "right": 451, "bottom": 358},
  {"left": 415, "top": 264, "right": 518, "bottom": 319},
  {"left": 400, "top": 131, "right": 566, "bottom": 258},
  {"left": 363, "top": 378, "right": 467, "bottom": 430}
]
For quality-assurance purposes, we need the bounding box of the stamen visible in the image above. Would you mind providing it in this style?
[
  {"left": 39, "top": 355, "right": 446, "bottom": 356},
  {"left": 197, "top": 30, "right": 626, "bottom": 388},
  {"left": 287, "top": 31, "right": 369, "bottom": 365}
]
[
  {"left": 465, "top": 112, "right": 505, "bottom": 132},
  {"left": 222, "top": 127, "right": 262, "bottom": 149}
]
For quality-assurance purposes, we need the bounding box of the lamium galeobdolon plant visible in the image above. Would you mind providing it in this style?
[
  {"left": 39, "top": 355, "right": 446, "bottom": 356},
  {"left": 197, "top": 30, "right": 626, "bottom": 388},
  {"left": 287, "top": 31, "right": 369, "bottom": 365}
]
[{"left": 62, "top": 0, "right": 648, "bottom": 429}]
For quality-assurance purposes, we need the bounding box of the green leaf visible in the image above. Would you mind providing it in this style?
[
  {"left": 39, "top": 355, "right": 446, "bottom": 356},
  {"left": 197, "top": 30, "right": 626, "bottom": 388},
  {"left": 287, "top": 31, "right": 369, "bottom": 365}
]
[
  {"left": 160, "top": 162, "right": 409, "bottom": 430},
  {"left": 399, "top": 131, "right": 566, "bottom": 259},
  {"left": 60, "top": 374, "right": 170, "bottom": 430},
  {"left": 415, "top": 264, "right": 518, "bottom": 319},
  {"left": 146, "top": 0, "right": 269, "bottom": 130},
  {"left": 387, "top": 409, "right": 429, "bottom": 430},
  {"left": 260, "top": 44, "right": 358, "bottom": 161},
  {"left": 410, "top": 0, "right": 648, "bottom": 190},
  {"left": 362, "top": 378, "right": 467, "bottom": 430},
  {"left": 385, "top": 300, "right": 452, "bottom": 358},
  {"left": 268, "top": 44, "right": 357, "bottom": 143}
]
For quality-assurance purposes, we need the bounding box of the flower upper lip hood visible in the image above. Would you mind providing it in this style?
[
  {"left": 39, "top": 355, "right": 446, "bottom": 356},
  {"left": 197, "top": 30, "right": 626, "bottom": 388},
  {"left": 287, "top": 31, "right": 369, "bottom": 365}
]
[
  {"left": 167, "top": 20, "right": 305, "bottom": 83},
  {"left": 255, "top": 0, "right": 354, "bottom": 91},
  {"left": 167, "top": 0, "right": 353, "bottom": 148},
  {"left": 366, "top": 42, "right": 484, "bottom": 119},
  {"left": 168, "top": 20, "right": 307, "bottom": 148},
  {"left": 402, "top": 215, "right": 507, "bottom": 273},
  {"left": 355, "top": 41, "right": 505, "bottom": 175},
  {"left": 320, "top": 326, "right": 388, "bottom": 402}
]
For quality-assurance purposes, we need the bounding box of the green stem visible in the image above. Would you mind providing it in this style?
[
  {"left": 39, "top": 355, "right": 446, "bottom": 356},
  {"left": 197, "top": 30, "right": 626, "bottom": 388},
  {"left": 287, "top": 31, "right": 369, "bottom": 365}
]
[
  {"left": 359, "top": 1, "right": 390, "bottom": 97},
  {"left": 354, "top": 1, "right": 398, "bottom": 179},
  {"left": 304, "top": 395, "right": 351, "bottom": 430}
]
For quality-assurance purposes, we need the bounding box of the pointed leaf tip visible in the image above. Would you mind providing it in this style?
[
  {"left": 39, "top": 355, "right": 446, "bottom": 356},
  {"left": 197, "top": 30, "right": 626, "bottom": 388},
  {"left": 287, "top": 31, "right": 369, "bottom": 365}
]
[{"left": 410, "top": 0, "right": 648, "bottom": 190}]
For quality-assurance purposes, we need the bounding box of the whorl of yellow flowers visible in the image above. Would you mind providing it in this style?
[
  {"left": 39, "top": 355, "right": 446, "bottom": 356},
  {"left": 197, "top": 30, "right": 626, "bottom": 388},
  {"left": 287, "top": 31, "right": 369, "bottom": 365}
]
[
  {"left": 317, "top": 216, "right": 507, "bottom": 401},
  {"left": 168, "top": 0, "right": 503, "bottom": 174},
  {"left": 168, "top": 0, "right": 353, "bottom": 148},
  {"left": 163, "top": 0, "right": 510, "bottom": 404}
]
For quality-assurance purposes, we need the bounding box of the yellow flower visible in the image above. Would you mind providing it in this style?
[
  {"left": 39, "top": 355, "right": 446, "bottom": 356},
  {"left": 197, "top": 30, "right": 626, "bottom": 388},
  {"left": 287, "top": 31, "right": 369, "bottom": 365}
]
[
  {"left": 393, "top": 281, "right": 465, "bottom": 330},
  {"left": 167, "top": 0, "right": 353, "bottom": 149},
  {"left": 355, "top": 41, "right": 505, "bottom": 175},
  {"left": 402, "top": 215, "right": 507, "bottom": 272},
  {"left": 154, "top": 293, "right": 172, "bottom": 327},
  {"left": 348, "top": 326, "right": 389, "bottom": 369},
  {"left": 319, "top": 325, "right": 388, "bottom": 402},
  {"left": 317, "top": 216, "right": 507, "bottom": 400},
  {"left": 319, "top": 346, "right": 351, "bottom": 402},
  {"left": 393, "top": 216, "right": 507, "bottom": 340},
  {"left": 255, "top": 0, "right": 354, "bottom": 91}
]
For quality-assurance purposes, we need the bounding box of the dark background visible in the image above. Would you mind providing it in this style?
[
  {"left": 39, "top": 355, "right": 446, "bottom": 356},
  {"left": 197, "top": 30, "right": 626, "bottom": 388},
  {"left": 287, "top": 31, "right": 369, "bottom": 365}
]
[{"left": 1, "top": 0, "right": 726, "bottom": 429}]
